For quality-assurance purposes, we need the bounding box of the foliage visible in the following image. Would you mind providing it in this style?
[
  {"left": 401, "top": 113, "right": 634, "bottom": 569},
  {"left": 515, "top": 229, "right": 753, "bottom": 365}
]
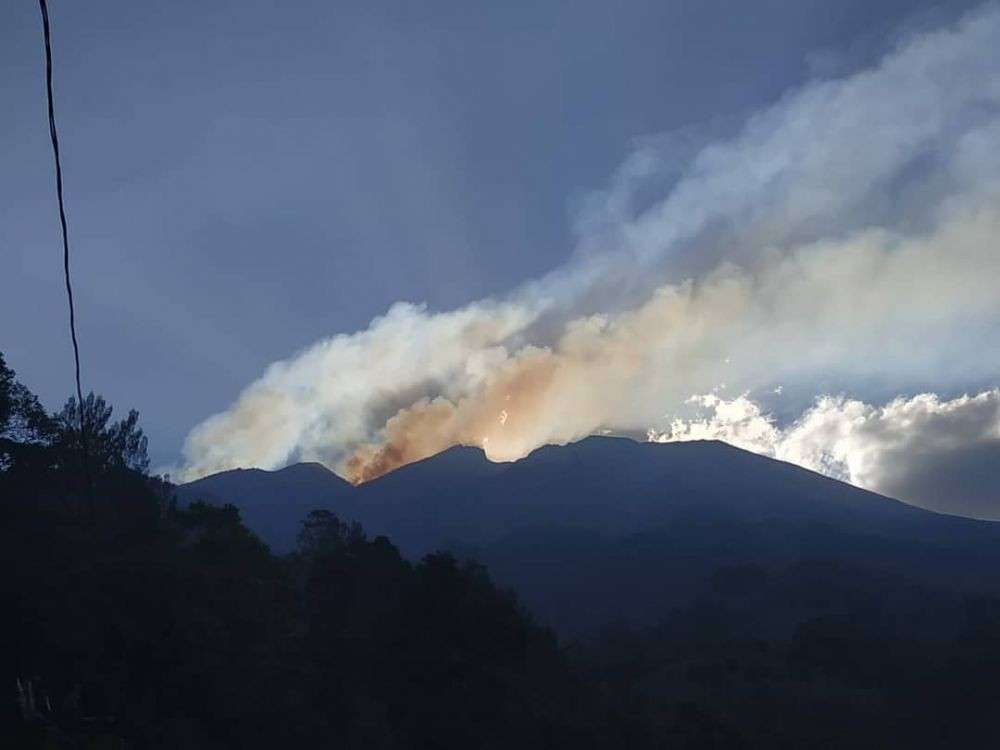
[
  {"left": 0, "top": 352, "right": 53, "bottom": 444},
  {"left": 296, "top": 507, "right": 365, "bottom": 558},
  {"left": 55, "top": 392, "right": 149, "bottom": 474}
]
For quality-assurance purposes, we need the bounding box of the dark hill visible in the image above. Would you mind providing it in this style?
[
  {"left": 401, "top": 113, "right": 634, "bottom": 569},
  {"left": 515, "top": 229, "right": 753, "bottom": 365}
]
[
  {"left": 179, "top": 461, "right": 353, "bottom": 550},
  {"left": 178, "top": 436, "right": 1000, "bottom": 632}
]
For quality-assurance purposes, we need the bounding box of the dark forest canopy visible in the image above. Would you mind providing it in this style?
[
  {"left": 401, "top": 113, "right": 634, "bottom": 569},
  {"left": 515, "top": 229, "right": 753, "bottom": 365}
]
[{"left": 5, "top": 350, "right": 1000, "bottom": 749}]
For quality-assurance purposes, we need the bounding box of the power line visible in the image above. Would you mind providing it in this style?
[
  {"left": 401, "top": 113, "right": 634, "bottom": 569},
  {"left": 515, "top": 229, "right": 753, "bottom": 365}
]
[{"left": 38, "top": 0, "right": 93, "bottom": 505}]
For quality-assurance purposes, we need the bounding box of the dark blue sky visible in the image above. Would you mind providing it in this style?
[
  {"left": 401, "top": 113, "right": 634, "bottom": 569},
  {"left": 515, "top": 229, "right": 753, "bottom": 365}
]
[{"left": 0, "top": 0, "right": 979, "bottom": 467}]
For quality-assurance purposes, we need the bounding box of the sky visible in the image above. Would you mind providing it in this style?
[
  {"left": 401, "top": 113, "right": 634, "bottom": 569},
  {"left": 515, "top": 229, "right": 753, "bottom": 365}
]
[{"left": 2, "top": 1, "right": 998, "bottom": 516}]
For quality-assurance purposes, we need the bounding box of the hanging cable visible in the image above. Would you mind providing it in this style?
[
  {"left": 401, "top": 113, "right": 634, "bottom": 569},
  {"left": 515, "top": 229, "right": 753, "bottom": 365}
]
[{"left": 38, "top": 0, "right": 94, "bottom": 509}]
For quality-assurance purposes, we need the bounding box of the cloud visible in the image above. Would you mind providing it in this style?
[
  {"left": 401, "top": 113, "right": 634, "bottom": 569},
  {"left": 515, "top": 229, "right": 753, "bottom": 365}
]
[
  {"left": 650, "top": 390, "right": 1000, "bottom": 519},
  {"left": 175, "top": 4, "right": 1000, "bottom": 489},
  {"left": 649, "top": 393, "right": 783, "bottom": 457}
]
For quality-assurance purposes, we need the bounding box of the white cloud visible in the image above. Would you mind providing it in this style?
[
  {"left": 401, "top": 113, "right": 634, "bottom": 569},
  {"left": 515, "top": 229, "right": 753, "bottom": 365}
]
[
  {"left": 650, "top": 390, "right": 1000, "bottom": 519},
  {"left": 648, "top": 394, "right": 782, "bottom": 457}
]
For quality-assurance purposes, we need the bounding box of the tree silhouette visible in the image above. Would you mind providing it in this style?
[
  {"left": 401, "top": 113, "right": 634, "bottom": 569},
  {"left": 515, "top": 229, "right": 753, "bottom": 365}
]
[
  {"left": 55, "top": 392, "right": 148, "bottom": 474},
  {"left": 296, "top": 508, "right": 364, "bottom": 558},
  {"left": 0, "top": 353, "right": 52, "bottom": 444}
]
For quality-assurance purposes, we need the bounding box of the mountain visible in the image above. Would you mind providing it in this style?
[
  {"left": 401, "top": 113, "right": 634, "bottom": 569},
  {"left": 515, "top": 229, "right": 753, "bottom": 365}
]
[
  {"left": 178, "top": 436, "right": 1000, "bottom": 632},
  {"left": 179, "top": 461, "right": 354, "bottom": 551}
]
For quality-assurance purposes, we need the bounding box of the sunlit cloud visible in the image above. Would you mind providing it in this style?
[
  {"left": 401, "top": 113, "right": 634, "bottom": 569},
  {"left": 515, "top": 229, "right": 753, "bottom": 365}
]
[{"left": 650, "top": 389, "right": 1000, "bottom": 519}]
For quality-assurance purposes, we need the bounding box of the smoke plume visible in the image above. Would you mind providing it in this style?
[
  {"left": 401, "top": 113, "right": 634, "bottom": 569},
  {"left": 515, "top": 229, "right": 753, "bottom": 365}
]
[{"left": 178, "top": 4, "right": 1000, "bottom": 491}]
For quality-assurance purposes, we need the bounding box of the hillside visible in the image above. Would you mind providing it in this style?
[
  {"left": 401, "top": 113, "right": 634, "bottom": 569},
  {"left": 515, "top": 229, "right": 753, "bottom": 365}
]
[
  {"left": 180, "top": 437, "right": 1000, "bottom": 632},
  {"left": 180, "top": 462, "right": 354, "bottom": 550}
]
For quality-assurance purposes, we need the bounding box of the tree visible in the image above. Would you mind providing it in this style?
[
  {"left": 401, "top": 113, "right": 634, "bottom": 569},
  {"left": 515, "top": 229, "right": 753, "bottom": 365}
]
[
  {"left": 0, "top": 352, "right": 53, "bottom": 444},
  {"left": 55, "top": 392, "right": 149, "bottom": 474},
  {"left": 296, "top": 509, "right": 365, "bottom": 558}
]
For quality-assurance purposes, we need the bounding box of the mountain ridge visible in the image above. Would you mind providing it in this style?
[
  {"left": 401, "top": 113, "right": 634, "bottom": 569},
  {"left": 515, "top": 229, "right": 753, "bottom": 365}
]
[
  {"left": 177, "top": 436, "right": 1000, "bottom": 632},
  {"left": 179, "top": 436, "right": 994, "bottom": 546}
]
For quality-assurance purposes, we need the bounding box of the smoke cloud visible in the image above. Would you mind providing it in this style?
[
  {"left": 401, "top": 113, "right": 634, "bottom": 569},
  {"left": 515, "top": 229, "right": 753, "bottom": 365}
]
[
  {"left": 178, "top": 4, "right": 1000, "bottom": 498},
  {"left": 650, "top": 389, "right": 1000, "bottom": 519}
]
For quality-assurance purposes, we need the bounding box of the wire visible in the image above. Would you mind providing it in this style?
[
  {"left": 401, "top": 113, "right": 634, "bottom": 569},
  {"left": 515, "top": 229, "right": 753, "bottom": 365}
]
[{"left": 38, "top": 0, "right": 93, "bottom": 507}]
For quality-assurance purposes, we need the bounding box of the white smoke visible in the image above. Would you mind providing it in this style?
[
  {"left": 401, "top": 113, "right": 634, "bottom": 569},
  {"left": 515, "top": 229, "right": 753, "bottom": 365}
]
[
  {"left": 177, "top": 4, "right": 1000, "bottom": 490},
  {"left": 650, "top": 389, "right": 1000, "bottom": 518},
  {"left": 649, "top": 393, "right": 783, "bottom": 457}
]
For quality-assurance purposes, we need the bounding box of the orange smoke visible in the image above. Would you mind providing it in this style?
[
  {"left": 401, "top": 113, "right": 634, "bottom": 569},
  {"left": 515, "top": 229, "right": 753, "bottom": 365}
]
[{"left": 341, "top": 349, "right": 562, "bottom": 483}]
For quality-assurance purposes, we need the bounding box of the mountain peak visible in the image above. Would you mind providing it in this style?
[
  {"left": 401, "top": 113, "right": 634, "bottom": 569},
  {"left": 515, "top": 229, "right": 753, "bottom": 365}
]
[{"left": 274, "top": 461, "right": 352, "bottom": 485}]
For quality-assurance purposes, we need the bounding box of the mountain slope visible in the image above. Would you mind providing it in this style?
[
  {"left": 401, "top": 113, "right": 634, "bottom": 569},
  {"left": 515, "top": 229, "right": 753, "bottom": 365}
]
[
  {"left": 351, "top": 436, "right": 992, "bottom": 549},
  {"left": 178, "top": 437, "right": 1000, "bottom": 632},
  {"left": 179, "top": 461, "right": 354, "bottom": 550}
]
